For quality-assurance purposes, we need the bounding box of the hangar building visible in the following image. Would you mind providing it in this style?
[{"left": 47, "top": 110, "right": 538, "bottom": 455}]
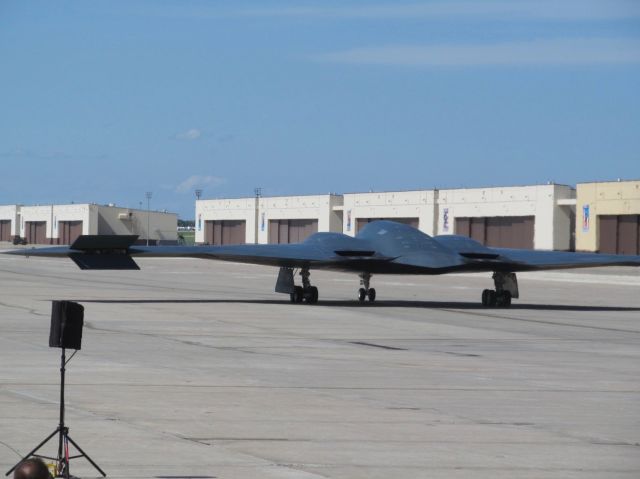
[
  {"left": 576, "top": 180, "right": 640, "bottom": 254},
  {"left": 195, "top": 197, "right": 258, "bottom": 245},
  {"left": 0, "top": 204, "right": 177, "bottom": 245},
  {"left": 196, "top": 184, "right": 575, "bottom": 250},
  {"left": 342, "top": 190, "right": 437, "bottom": 236},
  {"left": 0, "top": 205, "right": 20, "bottom": 242},
  {"left": 195, "top": 195, "right": 343, "bottom": 245},
  {"left": 257, "top": 195, "right": 343, "bottom": 244},
  {"left": 437, "top": 184, "right": 575, "bottom": 251}
]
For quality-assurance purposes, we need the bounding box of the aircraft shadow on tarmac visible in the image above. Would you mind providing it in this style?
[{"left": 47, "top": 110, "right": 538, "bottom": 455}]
[{"left": 74, "top": 299, "right": 640, "bottom": 312}]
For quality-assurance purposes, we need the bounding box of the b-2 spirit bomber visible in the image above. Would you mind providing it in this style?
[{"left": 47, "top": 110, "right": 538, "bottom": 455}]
[{"left": 6, "top": 221, "right": 640, "bottom": 307}]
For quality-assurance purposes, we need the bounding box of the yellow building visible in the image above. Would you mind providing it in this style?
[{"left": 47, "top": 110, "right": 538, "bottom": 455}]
[{"left": 576, "top": 180, "right": 640, "bottom": 254}]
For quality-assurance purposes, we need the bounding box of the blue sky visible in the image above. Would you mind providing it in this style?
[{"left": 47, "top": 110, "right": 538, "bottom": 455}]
[{"left": 1, "top": 1, "right": 639, "bottom": 219}]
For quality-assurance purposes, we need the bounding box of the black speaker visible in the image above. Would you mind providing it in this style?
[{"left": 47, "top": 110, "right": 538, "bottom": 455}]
[{"left": 49, "top": 301, "right": 84, "bottom": 350}]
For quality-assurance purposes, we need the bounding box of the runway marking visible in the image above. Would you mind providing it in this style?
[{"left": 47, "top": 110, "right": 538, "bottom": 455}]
[
  {"left": 349, "top": 341, "right": 407, "bottom": 351},
  {"left": 0, "top": 439, "right": 22, "bottom": 459},
  {"left": 438, "top": 308, "right": 640, "bottom": 334},
  {"left": 443, "top": 351, "right": 481, "bottom": 357},
  {"left": 187, "top": 437, "right": 294, "bottom": 442},
  {"left": 4, "top": 383, "right": 639, "bottom": 393},
  {"left": 449, "top": 271, "right": 640, "bottom": 286},
  {"left": 156, "top": 476, "right": 216, "bottom": 478},
  {"left": 333, "top": 272, "right": 640, "bottom": 287}
]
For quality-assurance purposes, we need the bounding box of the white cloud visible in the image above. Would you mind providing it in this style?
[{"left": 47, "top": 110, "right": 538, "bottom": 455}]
[
  {"left": 175, "top": 175, "right": 226, "bottom": 194},
  {"left": 175, "top": 128, "right": 202, "bottom": 141},
  {"left": 316, "top": 38, "right": 640, "bottom": 67}
]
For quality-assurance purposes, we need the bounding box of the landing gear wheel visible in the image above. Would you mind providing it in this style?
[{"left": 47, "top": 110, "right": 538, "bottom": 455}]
[
  {"left": 496, "top": 291, "right": 511, "bottom": 308},
  {"left": 290, "top": 286, "right": 304, "bottom": 303},
  {"left": 367, "top": 288, "right": 376, "bottom": 302},
  {"left": 481, "top": 289, "right": 512, "bottom": 308},
  {"left": 481, "top": 289, "right": 491, "bottom": 307},
  {"left": 487, "top": 290, "right": 497, "bottom": 307},
  {"left": 358, "top": 288, "right": 367, "bottom": 302},
  {"left": 503, "top": 291, "right": 512, "bottom": 307},
  {"left": 303, "top": 286, "right": 319, "bottom": 304}
]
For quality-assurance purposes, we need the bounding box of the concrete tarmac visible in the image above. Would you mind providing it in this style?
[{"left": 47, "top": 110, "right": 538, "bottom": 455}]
[{"left": 0, "top": 253, "right": 639, "bottom": 478}]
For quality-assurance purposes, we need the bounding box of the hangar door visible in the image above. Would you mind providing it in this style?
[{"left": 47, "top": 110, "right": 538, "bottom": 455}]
[
  {"left": 0, "top": 220, "right": 10, "bottom": 241},
  {"left": 455, "top": 216, "right": 534, "bottom": 249},
  {"left": 269, "top": 219, "right": 318, "bottom": 244},
  {"left": 204, "top": 220, "right": 246, "bottom": 245},
  {"left": 356, "top": 217, "right": 419, "bottom": 233},
  {"left": 25, "top": 221, "right": 47, "bottom": 244},
  {"left": 598, "top": 215, "right": 640, "bottom": 255},
  {"left": 59, "top": 221, "right": 83, "bottom": 245}
]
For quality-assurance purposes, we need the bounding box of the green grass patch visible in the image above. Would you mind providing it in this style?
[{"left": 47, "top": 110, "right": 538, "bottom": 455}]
[{"left": 177, "top": 231, "right": 195, "bottom": 245}]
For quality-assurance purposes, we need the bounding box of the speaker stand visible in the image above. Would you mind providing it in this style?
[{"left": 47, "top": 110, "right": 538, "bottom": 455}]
[{"left": 5, "top": 349, "right": 106, "bottom": 478}]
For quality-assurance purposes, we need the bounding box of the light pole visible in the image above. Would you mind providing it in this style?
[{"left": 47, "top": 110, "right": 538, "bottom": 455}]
[{"left": 145, "top": 192, "right": 152, "bottom": 246}]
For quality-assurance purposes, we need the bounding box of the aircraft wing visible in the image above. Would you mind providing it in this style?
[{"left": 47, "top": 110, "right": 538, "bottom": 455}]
[
  {"left": 3, "top": 234, "right": 396, "bottom": 271},
  {"left": 431, "top": 234, "right": 640, "bottom": 272},
  {"left": 486, "top": 247, "right": 640, "bottom": 271},
  {"left": 7, "top": 229, "right": 640, "bottom": 273}
]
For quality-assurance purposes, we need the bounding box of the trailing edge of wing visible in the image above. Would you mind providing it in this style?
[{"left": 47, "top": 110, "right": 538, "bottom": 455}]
[
  {"left": 491, "top": 248, "right": 640, "bottom": 271},
  {"left": 334, "top": 250, "right": 376, "bottom": 257},
  {"left": 71, "top": 235, "right": 138, "bottom": 251},
  {"left": 70, "top": 253, "right": 140, "bottom": 270}
]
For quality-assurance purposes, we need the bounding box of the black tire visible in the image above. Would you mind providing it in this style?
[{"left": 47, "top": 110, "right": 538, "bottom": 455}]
[
  {"left": 308, "top": 286, "right": 319, "bottom": 304},
  {"left": 292, "top": 286, "right": 304, "bottom": 303},
  {"left": 358, "top": 288, "right": 367, "bottom": 302},
  {"left": 367, "top": 288, "right": 376, "bottom": 302},
  {"left": 302, "top": 286, "right": 318, "bottom": 304},
  {"left": 487, "top": 290, "right": 497, "bottom": 307},
  {"left": 500, "top": 291, "right": 512, "bottom": 307},
  {"left": 481, "top": 289, "right": 491, "bottom": 306}
]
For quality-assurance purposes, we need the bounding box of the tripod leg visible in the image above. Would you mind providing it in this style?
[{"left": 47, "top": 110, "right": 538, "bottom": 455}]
[
  {"left": 64, "top": 434, "right": 106, "bottom": 477},
  {"left": 5, "top": 428, "right": 60, "bottom": 476}
]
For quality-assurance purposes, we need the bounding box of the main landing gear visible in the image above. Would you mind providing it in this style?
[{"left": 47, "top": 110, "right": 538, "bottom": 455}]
[
  {"left": 358, "top": 272, "right": 376, "bottom": 303},
  {"left": 481, "top": 272, "right": 519, "bottom": 308},
  {"left": 289, "top": 268, "right": 319, "bottom": 304}
]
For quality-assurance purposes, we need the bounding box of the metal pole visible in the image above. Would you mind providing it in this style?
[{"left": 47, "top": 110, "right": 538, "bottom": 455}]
[
  {"left": 58, "top": 349, "right": 66, "bottom": 474},
  {"left": 145, "top": 192, "right": 152, "bottom": 246}
]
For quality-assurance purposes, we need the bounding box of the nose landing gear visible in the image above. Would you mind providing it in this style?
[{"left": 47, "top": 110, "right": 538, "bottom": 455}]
[
  {"left": 481, "top": 289, "right": 511, "bottom": 307},
  {"left": 358, "top": 272, "right": 376, "bottom": 302},
  {"left": 481, "top": 272, "right": 518, "bottom": 308},
  {"left": 289, "top": 268, "right": 319, "bottom": 304}
]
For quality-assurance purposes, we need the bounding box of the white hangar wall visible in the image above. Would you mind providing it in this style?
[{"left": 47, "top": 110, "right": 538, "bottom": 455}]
[
  {"left": 342, "top": 190, "right": 437, "bottom": 237},
  {"left": 0, "top": 205, "right": 21, "bottom": 241},
  {"left": 16, "top": 204, "right": 177, "bottom": 245},
  {"left": 195, "top": 195, "right": 343, "bottom": 244},
  {"left": 19, "top": 205, "right": 91, "bottom": 244},
  {"left": 436, "top": 184, "right": 575, "bottom": 250},
  {"left": 195, "top": 198, "right": 258, "bottom": 244},
  {"left": 195, "top": 185, "right": 576, "bottom": 250},
  {"left": 257, "top": 195, "right": 343, "bottom": 244}
]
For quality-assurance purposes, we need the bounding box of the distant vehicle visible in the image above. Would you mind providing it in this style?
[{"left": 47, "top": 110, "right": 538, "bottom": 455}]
[
  {"left": 12, "top": 236, "right": 27, "bottom": 245},
  {"left": 5, "top": 221, "right": 640, "bottom": 307}
]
